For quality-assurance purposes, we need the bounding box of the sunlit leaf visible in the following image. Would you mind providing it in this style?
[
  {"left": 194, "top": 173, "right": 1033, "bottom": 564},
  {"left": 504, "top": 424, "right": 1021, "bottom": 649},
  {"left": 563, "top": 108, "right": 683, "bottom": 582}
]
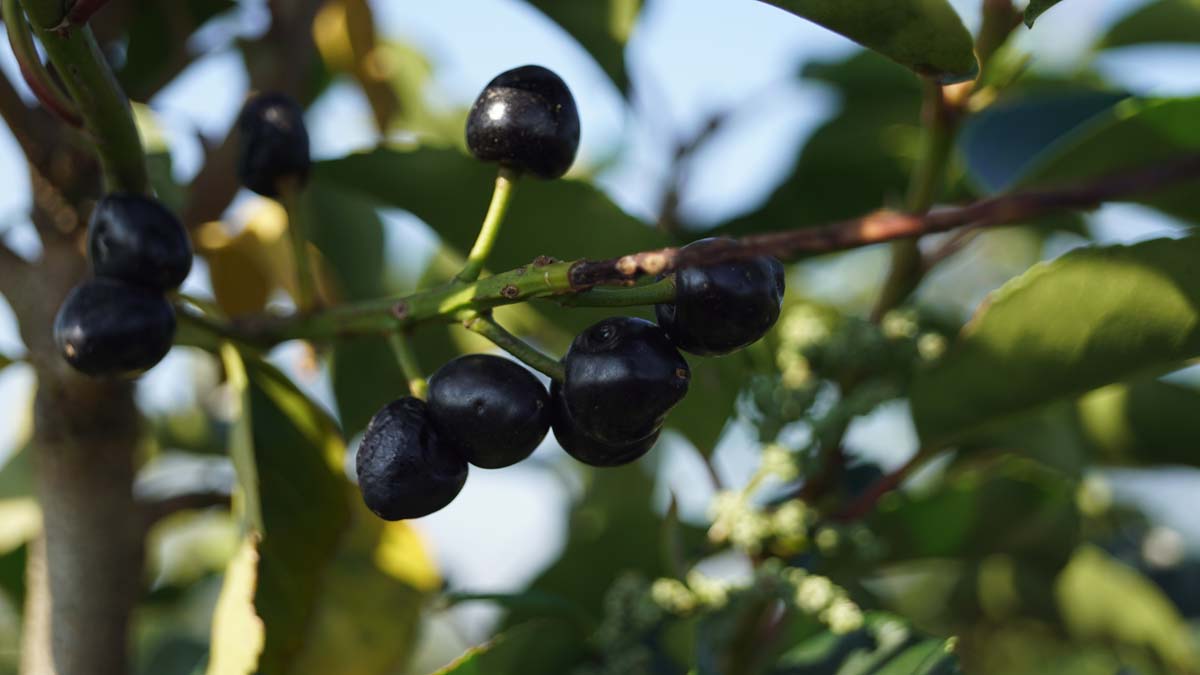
[
  {"left": 756, "top": 0, "right": 977, "bottom": 83},
  {"left": 312, "top": 0, "right": 399, "bottom": 133},
  {"left": 1078, "top": 377, "right": 1200, "bottom": 467},
  {"left": 911, "top": 236, "right": 1200, "bottom": 446}
]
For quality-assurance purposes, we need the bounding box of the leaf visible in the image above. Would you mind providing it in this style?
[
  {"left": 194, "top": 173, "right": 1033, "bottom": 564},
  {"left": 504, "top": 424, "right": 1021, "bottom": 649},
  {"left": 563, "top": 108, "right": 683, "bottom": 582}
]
[
  {"left": 1056, "top": 545, "right": 1199, "bottom": 671},
  {"left": 910, "top": 236, "right": 1200, "bottom": 446},
  {"left": 1017, "top": 97, "right": 1200, "bottom": 224},
  {"left": 1102, "top": 0, "right": 1200, "bottom": 48},
  {"left": 959, "top": 91, "right": 1127, "bottom": 192},
  {"left": 755, "top": 0, "right": 977, "bottom": 83},
  {"left": 525, "top": 0, "right": 637, "bottom": 92},
  {"left": 668, "top": 350, "right": 760, "bottom": 453},
  {"left": 1078, "top": 377, "right": 1200, "bottom": 467},
  {"left": 716, "top": 52, "right": 923, "bottom": 237},
  {"left": 312, "top": 0, "right": 399, "bottom": 132},
  {"left": 208, "top": 355, "right": 351, "bottom": 674},
  {"left": 219, "top": 344, "right": 262, "bottom": 531},
  {"left": 432, "top": 621, "right": 587, "bottom": 675},
  {"left": 1024, "top": 0, "right": 1068, "bottom": 27},
  {"left": 118, "top": 0, "right": 236, "bottom": 99}
]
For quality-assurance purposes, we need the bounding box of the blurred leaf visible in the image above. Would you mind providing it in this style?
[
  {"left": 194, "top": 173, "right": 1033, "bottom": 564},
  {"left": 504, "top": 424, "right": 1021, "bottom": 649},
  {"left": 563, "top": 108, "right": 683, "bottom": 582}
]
[
  {"left": 199, "top": 205, "right": 294, "bottom": 318},
  {"left": 306, "top": 181, "right": 388, "bottom": 304},
  {"left": 1056, "top": 545, "right": 1199, "bottom": 671},
  {"left": 118, "top": 0, "right": 236, "bottom": 99},
  {"left": 0, "top": 446, "right": 31, "bottom": 501},
  {"left": 1018, "top": 97, "right": 1200, "bottom": 224},
  {"left": 911, "top": 236, "right": 1200, "bottom": 446},
  {"left": 290, "top": 501, "right": 430, "bottom": 675},
  {"left": 1103, "top": 0, "right": 1200, "bottom": 48},
  {"left": 669, "top": 352, "right": 757, "bottom": 453},
  {"left": 432, "top": 620, "right": 588, "bottom": 675},
  {"left": 1078, "top": 377, "right": 1200, "bottom": 467},
  {"left": 717, "top": 52, "right": 923, "bottom": 237},
  {"left": 959, "top": 91, "right": 1127, "bottom": 192},
  {"left": 756, "top": 0, "right": 977, "bottom": 82},
  {"left": 1024, "top": 0, "right": 1067, "bottom": 27},
  {"left": 313, "top": 0, "right": 399, "bottom": 133},
  {"left": 314, "top": 147, "right": 665, "bottom": 271},
  {"left": 505, "top": 466, "right": 664, "bottom": 626},
  {"left": 0, "top": 543, "right": 25, "bottom": 610},
  {"left": 954, "top": 402, "right": 1091, "bottom": 476},
  {"left": 219, "top": 344, "right": 262, "bottom": 531},
  {"left": 869, "top": 456, "right": 1079, "bottom": 565},
  {"left": 208, "top": 354, "right": 351, "bottom": 674},
  {"left": 525, "top": 0, "right": 637, "bottom": 92}
]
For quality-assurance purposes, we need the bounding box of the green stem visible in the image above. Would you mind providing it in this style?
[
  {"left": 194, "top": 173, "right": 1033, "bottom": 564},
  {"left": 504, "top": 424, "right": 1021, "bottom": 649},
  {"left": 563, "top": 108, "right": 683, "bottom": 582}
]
[
  {"left": 3, "top": 0, "right": 81, "bottom": 125},
  {"left": 464, "top": 312, "right": 565, "bottom": 382},
  {"left": 554, "top": 277, "right": 675, "bottom": 307},
  {"left": 458, "top": 167, "right": 518, "bottom": 283},
  {"left": 17, "top": 0, "right": 147, "bottom": 193},
  {"left": 388, "top": 333, "right": 428, "bottom": 400},
  {"left": 280, "top": 183, "right": 318, "bottom": 312},
  {"left": 871, "top": 79, "right": 958, "bottom": 320}
]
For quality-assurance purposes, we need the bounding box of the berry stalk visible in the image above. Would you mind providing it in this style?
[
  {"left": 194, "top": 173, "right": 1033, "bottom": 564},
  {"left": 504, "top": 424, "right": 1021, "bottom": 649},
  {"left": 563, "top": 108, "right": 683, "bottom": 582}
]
[
  {"left": 388, "top": 332, "right": 428, "bottom": 400},
  {"left": 463, "top": 311, "right": 565, "bottom": 382},
  {"left": 457, "top": 167, "right": 518, "bottom": 283},
  {"left": 279, "top": 181, "right": 319, "bottom": 312},
  {"left": 3, "top": 0, "right": 81, "bottom": 126}
]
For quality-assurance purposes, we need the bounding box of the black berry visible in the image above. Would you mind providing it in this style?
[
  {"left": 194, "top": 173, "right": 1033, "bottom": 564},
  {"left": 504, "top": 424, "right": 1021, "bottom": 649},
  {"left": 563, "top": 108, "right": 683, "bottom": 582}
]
[
  {"left": 237, "top": 92, "right": 311, "bottom": 198},
  {"left": 87, "top": 193, "right": 192, "bottom": 291},
  {"left": 656, "top": 238, "right": 786, "bottom": 356},
  {"left": 465, "top": 65, "right": 580, "bottom": 180},
  {"left": 550, "top": 380, "right": 662, "bottom": 467},
  {"left": 54, "top": 278, "right": 176, "bottom": 377},
  {"left": 427, "top": 354, "right": 550, "bottom": 469},
  {"left": 551, "top": 317, "right": 689, "bottom": 465},
  {"left": 356, "top": 397, "right": 468, "bottom": 520}
]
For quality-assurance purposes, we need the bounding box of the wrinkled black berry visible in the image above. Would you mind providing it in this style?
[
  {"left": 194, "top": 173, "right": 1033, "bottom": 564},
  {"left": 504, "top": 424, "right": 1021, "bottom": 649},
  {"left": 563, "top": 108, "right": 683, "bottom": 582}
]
[
  {"left": 550, "top": 379, "right": 661, "bottom": 467},
  {"left": 427, "top": 354, "right": 550, "bottom": 469},
  {"left": 656, "top": 238, "right": 785, "bottom": 356},
  {"left": 356, "top": 397, "right": 468, "bottom": 520},
  {"left": 237, "top": 92, "right": 311, "bottom": 198},
  {"left": 54, "top": 278, "right": 176, "bottom": 377},
  {"left": 465, "top": 65, "right": 580, "bottom": 179},
  {"left": 87, "top": 193, "right": 192, "bottom": 291},
  {"left": 552, "top": 317, "right": 689, "bottom": 460}
]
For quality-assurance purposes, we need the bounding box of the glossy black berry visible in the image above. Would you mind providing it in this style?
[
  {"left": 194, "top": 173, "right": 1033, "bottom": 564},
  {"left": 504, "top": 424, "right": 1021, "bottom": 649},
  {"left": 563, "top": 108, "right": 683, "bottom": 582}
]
[
  {"left": 465, "top": 65, "right": 580, "bottom": 180},
  {"left": 550, "top": 379, "right": 662, "bottom": 467},
  {"left": 656, "top": 238, "right": 786, "bottom": 356},
  {"left": 87, "top": 193, "right": 192, "bottom": 291},
  {"left": 236, "top": 92, "right": 311, "bottom": 198},
  {"left": 427, "top": 354, "right": 550, "bottom": 469},
  {"left": 554, "top": 317, "right": 690, "bottom": 450},
  {"left": 54, "top": 278, "right": 176, "bottom": 377},
  {"left": 356, "top": 397, "right": 468, "bottom": 520}
]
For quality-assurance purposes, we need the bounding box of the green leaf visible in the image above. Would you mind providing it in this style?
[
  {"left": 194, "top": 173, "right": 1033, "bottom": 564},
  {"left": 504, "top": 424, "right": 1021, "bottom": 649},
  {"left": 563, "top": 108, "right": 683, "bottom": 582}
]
[
  {"left": 959, "top": 91, "right": 1126, "bottom": 192},
  {"left": 755, "top": 0, "right": 977, "bottom": 83},
  {"left": 1078, "top": 377, "right": 1200, "bottom": 467},
  {"left": 1018, "top": 97, "right": 1200, "bottom": 224},
  {"left": 117, "top": 0, "right": 236, "bottom": 99},
  {"left": 1056, "top": 545, "right": 1199, "bottom": 671},
  {"left": 208, "top": 355, "right": 351, "bottom": 675},
  {"left": 219, "top": 344, "right": 262, "bottom": 531},
  {"left": 1102, "top": 0, "right": 1200, "bottom": 48},
  {"left": 911, "top": 236, "right": 1200, "bottom": 446},
  {"left": 716, "top": 52, "right": 923, "bottom": 237},
  {"left": 432, "top": 621, "right": 588, "bottom": 675},
  {"left": 525, "top": 0, "right": 638, "bottom": 92},
  {"left": 1025, "top": 0, "right": 1068, "bottom": 27}
]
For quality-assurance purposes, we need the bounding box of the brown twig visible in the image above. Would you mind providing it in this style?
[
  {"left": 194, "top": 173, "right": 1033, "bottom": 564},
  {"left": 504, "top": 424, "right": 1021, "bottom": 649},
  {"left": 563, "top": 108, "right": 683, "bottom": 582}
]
[
  {"left": 834, "top": 448, "right": 936, "bottom": 521},
  {"left": 568, "top": 154, "right": 1200, "bottom": 288},
  {"left": 139, "top": 490, "right": 233, "bottom": 530}
]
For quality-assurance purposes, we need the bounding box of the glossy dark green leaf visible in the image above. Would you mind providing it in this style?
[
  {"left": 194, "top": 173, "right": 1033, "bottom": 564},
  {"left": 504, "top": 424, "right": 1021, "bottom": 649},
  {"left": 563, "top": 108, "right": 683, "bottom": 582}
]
[
  {"left": 432, "top": 620, "right": 588, "bottom": 675},
  {"left": 1103, "top": 0, "right": 1200, "bottom": 48},
  {"left": 959, "top": 91, "right": 1126, "bottom": 192},
  {"left": 716, "top": 53, "right": 923, "bottom": 237},
  {"left": 1017, "top": 97, "right": 1200, "bottom": 224},
  {"left": 756, "top": 0, "right": 977, "bottom": 82},
  {"left": 525, "top": 0, "right": 637, "bottom": 92},
  {"left": 911, "top": 236, "right": 1200, "bottom": 446},
  {"left": 1024, "top": 0, "right": 1068, "bottom": 27}
]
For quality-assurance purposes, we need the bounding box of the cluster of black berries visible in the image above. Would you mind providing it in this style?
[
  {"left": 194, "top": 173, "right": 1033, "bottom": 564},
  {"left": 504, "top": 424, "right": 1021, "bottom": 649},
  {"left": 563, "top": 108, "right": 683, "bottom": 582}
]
[
  {"left": 53, "top": 194, "right": 192, "bottom": 376},
  {"left": 356, "top": 65, "right": 786, "bottom": 521},
  {"left": 53, "top": 91, "right": 310, "bottom": 377}
]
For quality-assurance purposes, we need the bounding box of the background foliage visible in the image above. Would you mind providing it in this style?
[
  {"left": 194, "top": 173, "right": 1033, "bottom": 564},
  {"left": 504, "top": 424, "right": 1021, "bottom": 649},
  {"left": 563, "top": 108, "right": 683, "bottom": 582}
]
[{"left": 1, "top": 0, "right": 1200, "bottom": 674}]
